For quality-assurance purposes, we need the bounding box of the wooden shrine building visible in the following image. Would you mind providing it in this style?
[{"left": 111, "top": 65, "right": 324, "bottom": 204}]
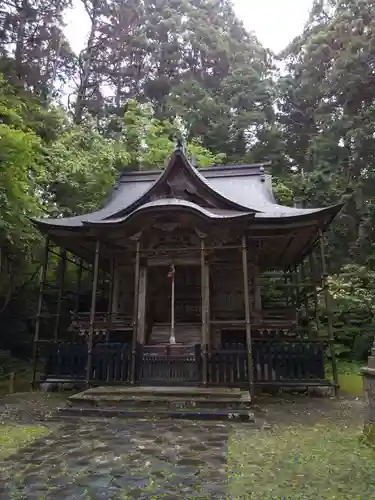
[{"left": 33, "top": 144, "right": 342, "bottom": 395}]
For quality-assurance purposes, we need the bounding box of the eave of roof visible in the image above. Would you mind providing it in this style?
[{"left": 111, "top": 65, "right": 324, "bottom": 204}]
[
  {"left": 33, "top": 146, "right": 343, "bottom": 233},
  {"left": 83, "top": 198, "right": 255, "bottom": 226}
]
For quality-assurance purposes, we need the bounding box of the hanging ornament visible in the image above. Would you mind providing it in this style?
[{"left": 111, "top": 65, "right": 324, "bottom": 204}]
[{"left": 167, "top": 264, "right": 175, "bottom": 279}]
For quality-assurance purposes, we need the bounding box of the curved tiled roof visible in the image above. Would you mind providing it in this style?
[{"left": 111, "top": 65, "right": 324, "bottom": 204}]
[
  {"left": 34, "top": 147, "right": 342, "bottom": 230},
  {"left": 87, "top": 198, "right": 255, "bottom": 225}
]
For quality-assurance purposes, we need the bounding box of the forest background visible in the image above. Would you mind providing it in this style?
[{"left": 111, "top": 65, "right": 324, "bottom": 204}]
[{"left": 0, "top": 0, "right": 374, "bottom": 376}]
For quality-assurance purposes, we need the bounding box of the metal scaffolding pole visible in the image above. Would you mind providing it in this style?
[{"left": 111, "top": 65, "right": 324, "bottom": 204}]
[
  {"left": 86, "top": 240, "right": 100, "bottom": 385},
  {"left": 32, "top": 238, "right": 50, "bottom": 389},
  {"left": 242, "top": 235, "right": 254, "bottom": 398},
  {"left": 319, "top": 231, "right": 339, "bottom": 396},
  {"left": 130, "top": 240, "right": 141, "bottom": 384},
  {"left": 53, "top": 248, "right": 67, "bottom": 342}
]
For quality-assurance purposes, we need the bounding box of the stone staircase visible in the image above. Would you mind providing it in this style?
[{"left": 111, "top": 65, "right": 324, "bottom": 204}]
[
  {"left": 150, "top": 323, "right": 201, "bottom": 344},
  {"left": 58, "top": 386, "right": 255, "bottom": 422}
]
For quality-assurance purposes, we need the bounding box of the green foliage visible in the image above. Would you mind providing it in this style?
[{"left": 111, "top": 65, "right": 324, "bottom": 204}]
[
  {"left": 328, "top": 264, "right": 375, "bottom": 360},
  {"left": 272, "top": 178, "right": 294, "bottom": 206},
  {"left": 0, "top": 76, "right": 45, "bottom": 251},
  {"left": 329, "top": 264, "right": 375, "bottom": 316},
  {"left": 45, "top": 122, "right": 128, "bottom": 215}
]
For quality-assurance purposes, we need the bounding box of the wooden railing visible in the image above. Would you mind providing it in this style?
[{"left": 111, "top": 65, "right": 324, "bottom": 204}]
[
  {"left": 90, "top": 343, "right": 131, "bottom": 383},
  {"left": 208, "top": 349, "right": 248, "bottom": 386},
  {"left": 139, "top": 344, "right": 201, "bottom": 385},
  {"left": 70, "top": 312, "right": 133, "bottom": 331},
  {"left": 43, "top": 342, "right": 87, "bottom": 380},
  {"left": 207, "top": 341, "right": 328, "bottom": 387},
  {"left": 41, "top": 340, "right": 329, "bottom": 388},
  {"left": 252, "top": 340, "right": 326, "bottom": 384},
  {"left": 42, "top": 342, "right": 132, "bottom": 383}
]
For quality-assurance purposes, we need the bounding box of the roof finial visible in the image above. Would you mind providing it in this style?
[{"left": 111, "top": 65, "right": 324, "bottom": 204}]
[{"left": 175, "top": 136, "right": 184, "bottom": 153}]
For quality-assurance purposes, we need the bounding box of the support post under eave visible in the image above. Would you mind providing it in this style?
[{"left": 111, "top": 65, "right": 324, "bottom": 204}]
[
  {"left": 73, "top": 258, "right": 83, "bottom": 341},
  {"left": 319, "top": 230, "right": 339, "bottom": 396},
  {"left": 32, "top": 237, "right": 49, "bottom": 389},
  {"left": 200, "top": 239, "right": 209, "bottom": 385},
  {"left": 74, "top": 259, "right": 83, "bottom": 314},
  {"left": 53, "top": 248, "right": 67, "bottom": 342},
  {"left": 242, "top": 235, "right": 254, "bottom": 398},
  {"left": 309, "top": 252, "right": 321, "bottom": 334},
  {"left": 86, "top": 240, "right": 100, "bottom": 386},
  {"left": 130, "top": 240, "right": 141, "bottom": 384},
  {"left": 106, "top": 254, "right": 115, "bottom": 341}
]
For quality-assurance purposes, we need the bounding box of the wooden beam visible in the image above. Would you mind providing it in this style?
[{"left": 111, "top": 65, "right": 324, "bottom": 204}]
[
  {"left": 32, "top": 237, "right": 50, "bottom": 389},
  {"left": 242, "top": 235, "right": 254, "bottom": 398},
  {"left": 86, "top": 240, "right": 100, "bottom": 385},
  {"left": 140, "top": 244, "right": 243, "bottom": 254},
  {"left": 147, "top": 257, "right": 200, "bottom": 267}
]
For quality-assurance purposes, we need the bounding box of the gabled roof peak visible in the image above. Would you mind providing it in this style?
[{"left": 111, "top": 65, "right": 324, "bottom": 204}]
[{"left": 175, "top": 137, "right": 184, "bottom": 152}]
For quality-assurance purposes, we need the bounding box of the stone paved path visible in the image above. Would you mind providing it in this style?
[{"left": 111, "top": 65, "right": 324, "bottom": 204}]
[{"left": 0, "top": 419, "right": 230, "bottom": 499}]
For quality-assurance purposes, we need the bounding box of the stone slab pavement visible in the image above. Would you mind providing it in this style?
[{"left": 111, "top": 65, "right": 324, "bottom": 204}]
[{"left": 0, "top": 419, "right": 231, "bottom": 499}]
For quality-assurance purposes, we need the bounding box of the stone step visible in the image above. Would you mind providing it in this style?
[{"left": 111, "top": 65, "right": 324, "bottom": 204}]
[
  {"left": 68, "top": 394, "right": 251, "bottom": 410},
  {"left": 78, "top": 385, "right": 249, "bottom": 401},
  {"left": 57, "top": 406, "right": 255, "bottom": 422}
]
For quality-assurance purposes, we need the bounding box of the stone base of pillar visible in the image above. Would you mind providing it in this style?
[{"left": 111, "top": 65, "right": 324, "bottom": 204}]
[{"left": 361, "top": 360, "right": 375, "bottom": 446}]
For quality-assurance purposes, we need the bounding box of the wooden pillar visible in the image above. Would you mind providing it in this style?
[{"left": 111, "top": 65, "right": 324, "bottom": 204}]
[
  {"left": 74, "top": 258, "right": 83, "bottom": 314},
  {"left": 53, "top": 248, "right": 67, "bottom": 342},
  {"left": 309, "top": 251, "right": 321, "bottom": 333},
  {"left": 242, "top": 235, "right": 254, "bottom": 397},
  {"left": 200, "top": 239, "right": 209, "bottom": 385},
  {"left": 169, "top": 264, "right": 176, "bottom": 344},
  {"left": 106, "top": 254, "right": 115, "bottom": 341},
  {"left": 32, "top": 237, "right": 49, "bottom": 389},
  {"left": 299, "top": 259, "right": 310, "bottom": 333},
  {"left": 112, "top": 266, "right": 119, "bottom": 314},
  {"left": 86, "top": 240, "right": 100, "bottom": 385},
  {"left": 319, "top": 231, "right": 339, "bottom": 395},
  {"left": 253, "top": 265, "right": 262, "bottom": 320},
  {"left": 130, "top": 240, "right": 141, "bottom": 384},
  {"left": 72, "top": 258, "right": 83, "bottom": 342},
  {"left": 294, "top": 266, "right": 301, "bottom": 310},
  {"left": 137, "top": 265, "right": 148, "bottom": 344}
]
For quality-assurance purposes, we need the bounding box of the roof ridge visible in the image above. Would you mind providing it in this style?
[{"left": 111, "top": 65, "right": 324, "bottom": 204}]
[{"left": 117, "top": 161, "right": 272, "bottom": 179}]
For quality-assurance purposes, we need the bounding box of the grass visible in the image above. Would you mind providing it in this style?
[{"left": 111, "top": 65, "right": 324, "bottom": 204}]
[
  {"left": 228, "top": 423, "right": 375, "bottom": 499},
  {"left": 338, "top": 372, "right": 363, "bottom": 395},
  {"left": 325, "top": 359, "right": 364, "bottom": 396},
  {"left": 0, "top": 424, "right": 49, "bottom": 460}
]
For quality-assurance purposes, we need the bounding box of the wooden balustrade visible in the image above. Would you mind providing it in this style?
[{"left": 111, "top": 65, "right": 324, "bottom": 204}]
[
  {"left": 90, "top": 343, "right": 131, "bottom": 383},
  {"left": 42, "top": 342, "right": 132, "bottom": 383},
  {"left": 139, "top": 344, "right": 201, "bottom": 385},
  {"left": 208, "top": 340, "right": 328, "bottom": 387},
  {"left": 40, "top": 339, "right": 330, "bottom": 388},
  {"left": 252, "top": 340, "right": 326, "bottom": 384},
  {"left": 208, "top": 349, "right": 248, "bottom": 386},
  {"left": 140, "top": 354, "right": 198, "bottom": 384},
  {"left": 70, "top": 312, "right": 133, "bottom": 332},
  {"left": 43, "top": 342, "right": 87, "bottom": 380}
]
